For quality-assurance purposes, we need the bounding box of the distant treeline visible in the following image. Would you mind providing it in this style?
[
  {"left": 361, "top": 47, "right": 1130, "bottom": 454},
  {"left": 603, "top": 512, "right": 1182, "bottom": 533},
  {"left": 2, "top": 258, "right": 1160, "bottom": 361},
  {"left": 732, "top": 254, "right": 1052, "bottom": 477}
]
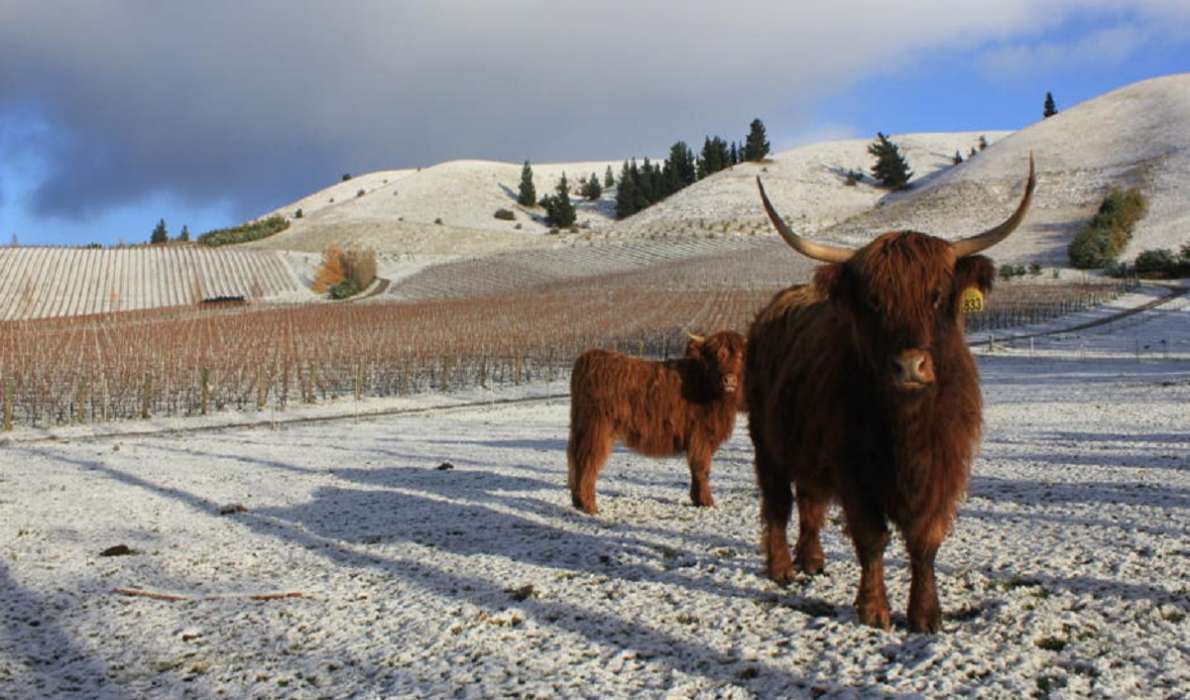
[
  {"left": 615, "top": 118, "right": 770, "bottom": 219},
  {"left": 197, "top": 215, "right": 291, "bottom": 247}
]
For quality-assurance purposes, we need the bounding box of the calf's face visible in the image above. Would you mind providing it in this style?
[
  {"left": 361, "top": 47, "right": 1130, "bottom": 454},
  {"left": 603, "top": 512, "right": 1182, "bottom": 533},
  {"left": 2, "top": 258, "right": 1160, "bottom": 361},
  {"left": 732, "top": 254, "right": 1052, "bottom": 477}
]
[{"left": 687, "top": 331, "right": 746, "bottom": 396}]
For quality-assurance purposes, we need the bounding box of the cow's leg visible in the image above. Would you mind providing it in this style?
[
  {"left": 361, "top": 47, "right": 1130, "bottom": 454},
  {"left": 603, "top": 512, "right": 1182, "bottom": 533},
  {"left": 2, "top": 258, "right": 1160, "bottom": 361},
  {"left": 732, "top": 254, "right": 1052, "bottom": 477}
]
[
  {"left": 755, "top": 450, "right": 796, "bottom": 585},
  {"left": 568, "top": 421, "right": 612, "bottom": 515},
  {"left": 793, "top": 489, "right": 828, "bottom": 575},
  {"left": 686, "top": 445, "right": 715, "bottom": 508},
  {"left": 904, "top": 522, "right": 946, "bottom": 633},
  {"left": 841, "top": 497, "right": 891, "bottom": 630}
]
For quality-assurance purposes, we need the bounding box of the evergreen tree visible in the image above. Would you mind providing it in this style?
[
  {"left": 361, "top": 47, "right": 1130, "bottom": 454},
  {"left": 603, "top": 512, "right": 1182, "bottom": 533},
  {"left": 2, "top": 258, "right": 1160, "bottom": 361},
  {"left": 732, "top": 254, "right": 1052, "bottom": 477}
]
[
  {"left": 667, "top": 141, "right": 696, "bottom": 189},
  {"left": 952, "top": 151, "right": 963, "bottom": 165},
  {"left": 629, "top": 159, "right": 649, "bottom": 213},
  {"left": 638, "top": 157, "right": 656, "bottom": 205},
  {"left": 1043, "top": 91, "right": 1058, "bottom": 118},
  {"left": 969, "top": 146, "right": 978, "bottom": 158},
  {"left": 150, "top": 218, "right": 169, "bottom": 245},
  {"left": 867, "top": 132, "right": 913, "bottom": 190},
  {"left": 604, "top": 165, "right": 615, "bottom": 188},
  {"left": 615, "top": 161, "right": 637, "bottom": 219},
  {"left": 542, "top": 172, "right": 576, "bottom": 227},
  {"left": 729, "top": 142, "right": 739, "bottom": 165},
  {"left": 978, "top": 135, "right": 988, "bottom": 151},
  {"left": 517, "top": 160, "right": 537, "bottom": 207},
  {"left": 697, "top": 136, "right": 731, "bottom": 179},
  {"left": 744, "top": 118, "right": 771, "bottom": 161},
  {"left": 178, "top": 225, "right": 190, "bottom": 242},
  {"left": 581, "top": 173, "right": 602, "bottom": 200}
]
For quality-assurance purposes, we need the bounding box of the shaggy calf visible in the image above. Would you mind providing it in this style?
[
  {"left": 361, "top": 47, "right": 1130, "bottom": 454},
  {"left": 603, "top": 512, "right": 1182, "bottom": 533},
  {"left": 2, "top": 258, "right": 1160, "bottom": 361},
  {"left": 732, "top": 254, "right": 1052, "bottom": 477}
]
[{"left": 567, "top": 331, "right": 746, "bottom": 514}]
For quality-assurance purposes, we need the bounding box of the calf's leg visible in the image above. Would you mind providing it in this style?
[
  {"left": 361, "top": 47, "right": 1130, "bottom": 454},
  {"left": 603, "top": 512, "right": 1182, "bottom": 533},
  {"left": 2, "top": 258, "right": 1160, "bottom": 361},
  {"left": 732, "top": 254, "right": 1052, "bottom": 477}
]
[
  {"left": 686, "top": 447, "right": 715, "bottom": 508},
  {"left": 567, "top": 421, "right": 612, "bottom": 515}
]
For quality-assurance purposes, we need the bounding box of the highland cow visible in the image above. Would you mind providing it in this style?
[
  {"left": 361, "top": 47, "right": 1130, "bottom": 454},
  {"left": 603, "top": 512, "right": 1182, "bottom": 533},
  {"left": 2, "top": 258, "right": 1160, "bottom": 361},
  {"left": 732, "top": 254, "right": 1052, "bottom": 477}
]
[
  {"left": 567, "top": 331, "right": 746, "bottom": 514},
  {"left": 747, "top": 156, "right": 1036, "bottom": 632}
]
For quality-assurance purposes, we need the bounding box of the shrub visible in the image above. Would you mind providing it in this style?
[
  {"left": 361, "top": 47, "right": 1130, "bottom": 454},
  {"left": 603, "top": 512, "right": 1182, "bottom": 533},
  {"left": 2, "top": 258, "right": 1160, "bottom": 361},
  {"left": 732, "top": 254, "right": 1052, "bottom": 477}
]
[
  {"left": 1068, "top": 187, "right": 1148, "bottom": 268},
  {"left": 329, "top": 278, "right": 362, "bottom": 300},
  {"left": 1133, "top": 248, "right": 1190, "bottom": 278},
  {"left": 1028, "top": 263, "right": 1042, "bottom": 276},
  {"left": 844, "top": 169, "right": 864, "bottom": 186},
  {"left": 294, "top": 208, "right": 303, "bottom": 219},
  {"left": 357, "top": 189, "right": 366, "bottom": 198},
  {"left": 342, "top": 173, "right": 352, "bottom": 181},
  {"left": 434, "top": 217, "right": 444, "bottom": 225},
  {"left": 197, "top": 215, "right": 290, "bottom": 247},
  {"left": 313, "top": 245, "right": 376, "bottom": 296},
  {"left": 494, "top": 208, "right": 516, "bottom": 221}
]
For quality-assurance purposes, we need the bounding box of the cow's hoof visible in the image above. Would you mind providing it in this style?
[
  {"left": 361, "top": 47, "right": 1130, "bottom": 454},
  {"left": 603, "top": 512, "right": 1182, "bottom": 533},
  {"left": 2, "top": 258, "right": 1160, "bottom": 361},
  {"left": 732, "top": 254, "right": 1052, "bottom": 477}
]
[
  {"left": 691, "top": 493, "right": 715, "bottom": 508},
  {"left": 794, "top": 550, "right": 825, "bottom": 576},
  {"left": 908, "top": 607, "right": 941, "bottom": 634},
  {"left": 767, "top": 559, "right": 797, "bottom": 587},
  {"left": 857, "top": 603, "right": 892, "bottom": 630}
]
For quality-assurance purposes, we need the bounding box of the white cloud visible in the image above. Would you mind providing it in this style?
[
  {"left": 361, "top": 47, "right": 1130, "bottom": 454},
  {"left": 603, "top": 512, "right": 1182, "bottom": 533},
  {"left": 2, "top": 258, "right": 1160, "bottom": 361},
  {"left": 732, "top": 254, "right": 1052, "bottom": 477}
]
[
  {"left": 0, "top": 1, "right": 1186, "bottom": 222},
  {"left": 977, "top": 24, "right": 1147, "bottom": 78}
]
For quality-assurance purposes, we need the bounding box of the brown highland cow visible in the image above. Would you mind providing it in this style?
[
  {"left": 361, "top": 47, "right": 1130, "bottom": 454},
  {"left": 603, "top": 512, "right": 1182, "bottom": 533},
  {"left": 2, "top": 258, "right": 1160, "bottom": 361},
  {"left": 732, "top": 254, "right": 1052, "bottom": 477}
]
[
  {"left": 747, "top": 156, "right": 1035, "bottom": 633},
  {"left": 568, "top": 331, "right": 746, "bottom": 514}
]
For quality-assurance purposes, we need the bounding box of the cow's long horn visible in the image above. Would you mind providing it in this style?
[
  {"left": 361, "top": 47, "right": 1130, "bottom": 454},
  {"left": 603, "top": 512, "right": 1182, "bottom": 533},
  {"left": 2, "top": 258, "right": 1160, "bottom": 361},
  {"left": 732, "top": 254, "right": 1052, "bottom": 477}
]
[
  {"left": 686, "top": 331, "right": 705, "bottom": 343},
  {"left": 758, "top": 177, "right": 853, "bottom": 264},
  {"left": 952, "top": 153, "right": 1036, "bottom": 258}
]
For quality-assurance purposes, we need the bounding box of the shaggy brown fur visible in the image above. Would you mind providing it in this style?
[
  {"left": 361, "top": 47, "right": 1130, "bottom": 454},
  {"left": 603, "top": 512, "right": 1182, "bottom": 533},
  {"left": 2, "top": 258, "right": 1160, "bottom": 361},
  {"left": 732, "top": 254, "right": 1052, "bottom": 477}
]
[
  {"left": 747, "top": 231, "right": 998, "bottom": 633},
  {"left": 568, "top": 331, "right": 746, "bottom": 514}
]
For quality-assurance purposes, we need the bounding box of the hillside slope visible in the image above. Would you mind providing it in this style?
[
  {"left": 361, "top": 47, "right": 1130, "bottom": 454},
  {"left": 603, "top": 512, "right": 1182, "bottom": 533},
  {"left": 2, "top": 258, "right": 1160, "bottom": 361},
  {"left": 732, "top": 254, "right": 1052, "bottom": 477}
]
[{"left": 823, "top": 73, "right": 1190, "bottom": 264}]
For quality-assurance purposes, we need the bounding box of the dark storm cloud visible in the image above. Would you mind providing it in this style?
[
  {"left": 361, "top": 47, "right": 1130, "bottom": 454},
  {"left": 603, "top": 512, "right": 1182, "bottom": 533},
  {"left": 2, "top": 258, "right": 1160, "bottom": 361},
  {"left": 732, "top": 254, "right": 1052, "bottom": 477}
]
[{"left": 0, "top": 1, "right": 1182, "bottom": 220}]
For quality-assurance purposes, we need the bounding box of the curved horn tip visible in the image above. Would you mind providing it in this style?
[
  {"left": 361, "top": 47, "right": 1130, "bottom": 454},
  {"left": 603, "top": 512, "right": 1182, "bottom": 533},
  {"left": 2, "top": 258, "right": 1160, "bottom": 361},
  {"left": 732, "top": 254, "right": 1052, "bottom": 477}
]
[{"left": 686, "top": 331, "right": 706, "bottom": 343}]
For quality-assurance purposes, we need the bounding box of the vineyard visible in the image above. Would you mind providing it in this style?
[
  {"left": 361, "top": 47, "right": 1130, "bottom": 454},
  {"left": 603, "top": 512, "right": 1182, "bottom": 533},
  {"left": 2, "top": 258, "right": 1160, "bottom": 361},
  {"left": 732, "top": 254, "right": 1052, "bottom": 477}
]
[
  {"left": 0, "top": 246, "right": 306, "bottom": 320},
  {"left": 0, "top": 277, "right": 1131, "bottom": 429}
]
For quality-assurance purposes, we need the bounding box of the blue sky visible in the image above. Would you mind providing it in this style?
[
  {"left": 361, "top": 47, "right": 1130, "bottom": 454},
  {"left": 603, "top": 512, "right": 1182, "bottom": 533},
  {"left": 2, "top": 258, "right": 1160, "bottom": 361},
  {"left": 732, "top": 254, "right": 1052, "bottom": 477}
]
[{"left": 0, "top": 2, "right": 1186, "bottom": 246}]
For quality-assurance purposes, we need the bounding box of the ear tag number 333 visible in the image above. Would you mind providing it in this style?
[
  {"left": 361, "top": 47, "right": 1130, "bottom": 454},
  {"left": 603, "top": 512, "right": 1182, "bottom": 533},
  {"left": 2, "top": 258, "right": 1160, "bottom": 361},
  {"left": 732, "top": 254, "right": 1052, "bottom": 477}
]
[{"left": 960, "top": 287, "right": 985, "bottom": 314}]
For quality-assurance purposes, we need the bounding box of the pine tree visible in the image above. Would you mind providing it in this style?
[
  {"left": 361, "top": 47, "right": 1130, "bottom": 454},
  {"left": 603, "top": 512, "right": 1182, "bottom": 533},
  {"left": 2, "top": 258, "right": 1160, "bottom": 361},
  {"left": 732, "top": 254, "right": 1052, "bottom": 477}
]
[
  {"left": 178, "top": 225, "right": 190, "bottom": 242},
  {"left": 150, "top": 219, "right": 169, "bottom": 245},
  {"left": 582, "top": 173, "right": 602, "bottom": 201},
  {"left": 744, "top": 118, "right": 771, "bottom": 161},
  {"left": 517, "top": 161, "right": 537, "bottom": 207},
  {"left": 543, "top": 172, "right": 576, "bottom": 227},
  {"left": 978, "top": 135, "right": 988, "bottom": 151},
  {"left": 952, "top": 151, "right": 963, "bottom": 165},
  {"left": 604, "top": 165, "right": 615, "bottom": 188},
  {"left": 969, "top": 146, "right": 978, "bottom": 158},
  {"left": 667, "top": 141, "right": 696, "bottom": 189},
  {"left": 729, "top": 142, "right": 739, "bottom": 165},
  {"left": 1043, "top": 91, "right": 1058, "bottom": 118},
  {"left": 867, "top": 132, "right": 913, "bottom": 190},
  {"left": 615, "top": 161, "right": 637, "bottom": 219}
]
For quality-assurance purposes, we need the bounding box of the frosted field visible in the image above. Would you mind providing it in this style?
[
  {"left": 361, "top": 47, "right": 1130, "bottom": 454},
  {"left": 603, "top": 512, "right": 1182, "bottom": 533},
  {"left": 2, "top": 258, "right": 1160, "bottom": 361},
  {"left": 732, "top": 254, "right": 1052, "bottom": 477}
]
[{"left": 1, "top": 291, "right": 1187, "bottom": 698}]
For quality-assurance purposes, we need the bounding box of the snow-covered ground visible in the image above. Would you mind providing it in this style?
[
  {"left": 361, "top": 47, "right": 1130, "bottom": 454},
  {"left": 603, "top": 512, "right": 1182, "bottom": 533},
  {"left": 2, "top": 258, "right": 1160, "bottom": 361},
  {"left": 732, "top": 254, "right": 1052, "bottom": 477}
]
[{"left": 1, "top": 290, "right": 1187, "bottom": 698}]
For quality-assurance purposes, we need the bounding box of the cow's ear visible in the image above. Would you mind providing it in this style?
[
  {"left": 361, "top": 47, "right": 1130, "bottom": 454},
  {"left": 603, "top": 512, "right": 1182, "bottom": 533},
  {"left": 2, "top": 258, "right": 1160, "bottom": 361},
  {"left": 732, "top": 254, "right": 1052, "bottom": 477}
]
[
  {"left": 954, "top": 255, "right": 995, "bottom": 295},
  {"left": 813, "top": 264, "right": 846, "bottom": 301}
]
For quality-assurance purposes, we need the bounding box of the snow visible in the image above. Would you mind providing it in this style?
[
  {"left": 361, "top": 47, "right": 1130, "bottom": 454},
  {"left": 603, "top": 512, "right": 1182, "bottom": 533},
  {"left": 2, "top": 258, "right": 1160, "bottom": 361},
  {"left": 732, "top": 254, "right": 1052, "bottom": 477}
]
[{"left": 2, "top": 288, "right": 1187, "bottom": 698}]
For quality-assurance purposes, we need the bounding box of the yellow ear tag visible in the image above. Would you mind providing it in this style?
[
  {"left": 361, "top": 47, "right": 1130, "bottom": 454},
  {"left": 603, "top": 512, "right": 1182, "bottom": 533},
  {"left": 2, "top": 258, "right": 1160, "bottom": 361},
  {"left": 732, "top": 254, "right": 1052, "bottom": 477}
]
[{"left": 960, "top": 287, "right": 985, "bottom": 314}]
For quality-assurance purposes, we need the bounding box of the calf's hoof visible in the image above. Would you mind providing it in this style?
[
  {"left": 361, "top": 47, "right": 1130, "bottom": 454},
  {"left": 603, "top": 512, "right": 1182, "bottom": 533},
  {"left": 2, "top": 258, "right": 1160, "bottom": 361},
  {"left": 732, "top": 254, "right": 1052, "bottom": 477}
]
[{"left": 570, "top": 493, "right": 599, "bottom": 515}]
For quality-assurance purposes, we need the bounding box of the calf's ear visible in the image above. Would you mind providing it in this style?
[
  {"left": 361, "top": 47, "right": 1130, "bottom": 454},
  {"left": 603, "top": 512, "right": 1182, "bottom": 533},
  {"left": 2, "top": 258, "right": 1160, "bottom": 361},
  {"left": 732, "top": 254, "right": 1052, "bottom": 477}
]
[{"left": 955, "top": 255, "right": 995, "bottom": 295}]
